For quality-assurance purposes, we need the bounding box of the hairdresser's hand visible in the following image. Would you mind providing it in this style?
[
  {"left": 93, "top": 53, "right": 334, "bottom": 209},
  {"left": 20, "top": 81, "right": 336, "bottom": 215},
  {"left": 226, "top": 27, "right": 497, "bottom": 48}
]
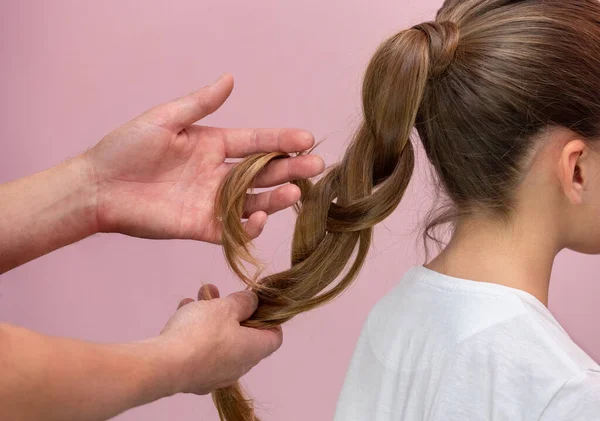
[
  {"left": 83, "top": 74, "right": 324, "bottom": 243},
  {"left": 160, "top": 284, "right": 282, "bottom": 394}
]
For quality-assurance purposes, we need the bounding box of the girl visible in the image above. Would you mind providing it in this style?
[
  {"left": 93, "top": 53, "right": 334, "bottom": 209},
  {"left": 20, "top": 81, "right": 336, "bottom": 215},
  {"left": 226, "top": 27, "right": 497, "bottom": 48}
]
[{"left": 335, "top": 0, "right": 600, "bottom": 419}]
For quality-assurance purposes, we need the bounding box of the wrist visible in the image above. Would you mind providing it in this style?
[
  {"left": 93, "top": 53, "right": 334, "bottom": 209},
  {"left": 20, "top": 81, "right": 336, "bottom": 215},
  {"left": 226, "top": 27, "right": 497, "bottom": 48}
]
[
  {"left": 70, "top": 153, "right": 100, "bottom": 237},
  {"left": 0, "top": 154, "right": 100, "bottom": 273},
  {"left": 137, "top": 336, "right": 191, "bottom": 398}
]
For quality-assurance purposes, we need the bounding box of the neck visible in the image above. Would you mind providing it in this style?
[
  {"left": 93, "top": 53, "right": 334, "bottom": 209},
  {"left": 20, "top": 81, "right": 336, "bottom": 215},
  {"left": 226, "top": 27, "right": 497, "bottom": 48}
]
[{"left": 426, "top": 214, "right": 559, "bottom": 307}]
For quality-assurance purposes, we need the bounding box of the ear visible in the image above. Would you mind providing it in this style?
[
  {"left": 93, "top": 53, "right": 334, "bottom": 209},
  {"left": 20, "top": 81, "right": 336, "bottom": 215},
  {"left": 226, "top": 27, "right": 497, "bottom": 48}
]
[{"left": 557, "top": 139, "right": 587, "bottom": 205}]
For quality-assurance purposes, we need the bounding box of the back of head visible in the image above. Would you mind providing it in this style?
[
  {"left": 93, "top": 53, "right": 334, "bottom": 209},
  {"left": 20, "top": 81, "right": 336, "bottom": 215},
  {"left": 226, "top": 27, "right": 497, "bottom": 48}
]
[
  {"left": 419, "top": 0, "right": 600, "bottom": 233},
  {"left": 212, "top": 1, "right": 600, "bottom": 419}
]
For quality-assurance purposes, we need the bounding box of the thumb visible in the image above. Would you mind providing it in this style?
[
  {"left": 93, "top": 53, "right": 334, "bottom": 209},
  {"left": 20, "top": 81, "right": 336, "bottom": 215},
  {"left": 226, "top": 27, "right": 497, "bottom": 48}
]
[
  {"left": 225, "top": 290, "right": 259, "bottom": 322},
  {"left": 157, "top": 73, "right": 234, "bottom": 132}
]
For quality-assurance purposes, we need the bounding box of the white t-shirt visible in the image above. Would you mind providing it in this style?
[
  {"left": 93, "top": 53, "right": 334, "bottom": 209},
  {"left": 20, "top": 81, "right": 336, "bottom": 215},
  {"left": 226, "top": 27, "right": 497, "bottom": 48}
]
[{"left": 335, "top": 266, "right": 600, "bottom": 421}]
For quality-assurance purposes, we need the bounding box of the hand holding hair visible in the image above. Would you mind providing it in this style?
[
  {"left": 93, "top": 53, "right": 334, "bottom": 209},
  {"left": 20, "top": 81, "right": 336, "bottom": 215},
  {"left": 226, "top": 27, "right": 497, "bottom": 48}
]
[{"left": 160, "top": 284, "right": 283, "bottom": 395}]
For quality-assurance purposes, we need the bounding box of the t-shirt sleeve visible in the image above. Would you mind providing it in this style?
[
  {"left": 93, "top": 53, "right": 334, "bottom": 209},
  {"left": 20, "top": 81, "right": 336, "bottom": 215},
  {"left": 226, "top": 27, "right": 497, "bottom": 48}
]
[{"left": 539, "top": 369, "right": 600, "bottom": 420}]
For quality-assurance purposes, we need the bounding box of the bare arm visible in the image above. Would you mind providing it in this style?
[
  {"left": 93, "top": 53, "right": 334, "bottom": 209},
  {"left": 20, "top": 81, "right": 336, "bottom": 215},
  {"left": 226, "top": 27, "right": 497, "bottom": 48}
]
[
  {"left": 0, "top": 323, "right": 174, "bottom": 421},
  {"left": 0, "top": 156, "right": 96, "bottom": 273},
  {"left": 0, "top": 288, "right": 282, "bottom": 421}
]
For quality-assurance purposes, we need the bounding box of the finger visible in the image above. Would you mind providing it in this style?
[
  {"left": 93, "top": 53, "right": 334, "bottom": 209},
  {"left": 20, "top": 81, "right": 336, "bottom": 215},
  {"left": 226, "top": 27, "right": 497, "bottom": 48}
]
[
  {"left": 243, "top": 211, "right": 268, "bottom": 240},
  {"left": 225, "top": 290, "right": 260, "bottom": 322},
  {"left": 177, "top": 298, "right": 195, "bottom": 310},
  {"left": 220, "top": 128, "right": 315, "bottom": 158},
  {"left": 198, "top": 284, "right": 220, "bottom": 300},
  {"left": 243, "top": 184, "right": 301, "bottom": 218},
  {"left": 241, "top": 155, "right": 325, "bottom": 188},
  {"left": 237, "top": 325, "right": 284, "bottom": 363},
  {"left": 152, "top": 74, "right": 235, "bottom": 132}
]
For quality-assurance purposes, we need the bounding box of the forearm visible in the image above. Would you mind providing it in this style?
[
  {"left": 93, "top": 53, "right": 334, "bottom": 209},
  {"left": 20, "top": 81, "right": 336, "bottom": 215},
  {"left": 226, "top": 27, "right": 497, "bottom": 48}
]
[
  {"left": 0, "top": 156, "right": 97, "bottom": 273},
  {"left": 0, "top": 323, "right": 179, "bottom": 421}
]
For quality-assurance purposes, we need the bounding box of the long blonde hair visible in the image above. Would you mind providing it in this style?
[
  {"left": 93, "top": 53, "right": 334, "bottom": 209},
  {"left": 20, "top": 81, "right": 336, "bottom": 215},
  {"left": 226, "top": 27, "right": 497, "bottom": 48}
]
[{"left": 212, "top": 0, "right": 600, "bottom": 419}]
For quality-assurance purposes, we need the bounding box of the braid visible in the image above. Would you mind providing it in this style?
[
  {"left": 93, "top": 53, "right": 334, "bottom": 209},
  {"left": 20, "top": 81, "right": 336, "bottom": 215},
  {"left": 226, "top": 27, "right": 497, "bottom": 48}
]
[{"left": 209, "top": 18, "right": 450, "bottom": 421}]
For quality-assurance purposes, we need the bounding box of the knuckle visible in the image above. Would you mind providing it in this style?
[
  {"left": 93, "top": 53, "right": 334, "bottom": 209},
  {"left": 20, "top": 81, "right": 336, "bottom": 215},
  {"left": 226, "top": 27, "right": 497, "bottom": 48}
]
[
  {"left": 218, "top": 299, "right": 234, "bottom": 315},
  {"left": 244, "top": 290, "right": 259, "bottom": 309}
]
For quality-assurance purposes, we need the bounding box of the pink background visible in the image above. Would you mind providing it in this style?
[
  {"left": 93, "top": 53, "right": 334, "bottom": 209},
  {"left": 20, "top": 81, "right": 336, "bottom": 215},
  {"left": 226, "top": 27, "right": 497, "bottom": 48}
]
[{"left": 1, "top": 1, "right": 598, "bottom": 420}]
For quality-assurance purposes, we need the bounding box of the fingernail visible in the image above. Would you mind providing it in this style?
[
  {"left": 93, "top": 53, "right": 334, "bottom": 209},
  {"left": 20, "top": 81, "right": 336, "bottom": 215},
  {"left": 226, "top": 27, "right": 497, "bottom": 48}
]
[
  {"left": 199, "top": 284, "right": 210, "bottom": 300},
  {"left": 213, "top": 73, "right": 226, "bottom": 85},
  {"left": 247, "top": 290, "right": 259, "bottom": 307}
]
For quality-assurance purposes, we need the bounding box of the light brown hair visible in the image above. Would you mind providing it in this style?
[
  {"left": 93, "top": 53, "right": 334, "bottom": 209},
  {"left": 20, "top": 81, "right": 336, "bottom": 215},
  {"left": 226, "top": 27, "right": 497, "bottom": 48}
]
[{"left": 211, "top": 0, "right": 600, "bottom": 419}]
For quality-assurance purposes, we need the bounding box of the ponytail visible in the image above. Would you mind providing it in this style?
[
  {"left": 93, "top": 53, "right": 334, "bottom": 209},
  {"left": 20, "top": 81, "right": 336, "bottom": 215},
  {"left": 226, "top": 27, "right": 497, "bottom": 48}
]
[{"left": 211, "top": 21, "right": 456, "bottom": 420}]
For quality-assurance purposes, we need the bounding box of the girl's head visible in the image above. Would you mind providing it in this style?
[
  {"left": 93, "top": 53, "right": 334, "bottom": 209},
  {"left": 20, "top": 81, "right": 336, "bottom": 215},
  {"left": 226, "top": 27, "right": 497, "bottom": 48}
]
[
  {"left": 412, "top": 0, "right": 600, "bottom": 253},
  {"left": 213, "top": 0, "right": 600, "bottom": 419}
]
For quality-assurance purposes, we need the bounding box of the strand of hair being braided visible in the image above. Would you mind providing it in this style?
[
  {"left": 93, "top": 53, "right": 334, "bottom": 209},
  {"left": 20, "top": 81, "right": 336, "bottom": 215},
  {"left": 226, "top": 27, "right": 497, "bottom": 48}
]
[{"left": 210, "top": 20, "right": 457, "bottom": 421}]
